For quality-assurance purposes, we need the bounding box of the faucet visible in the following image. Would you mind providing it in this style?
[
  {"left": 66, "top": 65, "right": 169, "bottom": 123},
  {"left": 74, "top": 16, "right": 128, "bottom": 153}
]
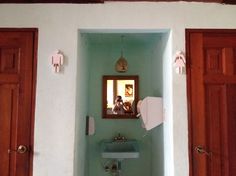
[{"left": 113, "top": 133, "right": 127, "bottom": 142}]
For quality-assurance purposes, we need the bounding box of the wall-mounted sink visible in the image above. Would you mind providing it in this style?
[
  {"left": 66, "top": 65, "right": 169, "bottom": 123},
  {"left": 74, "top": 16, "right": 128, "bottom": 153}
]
[{"left": 100, "top": 140, "right": 139, "bottom": 159}]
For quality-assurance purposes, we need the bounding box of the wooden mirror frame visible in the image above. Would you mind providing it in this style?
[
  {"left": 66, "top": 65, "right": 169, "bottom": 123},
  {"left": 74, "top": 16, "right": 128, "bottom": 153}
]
[{"left": 102, "top": 75, "right": 139, "bottom": 119}]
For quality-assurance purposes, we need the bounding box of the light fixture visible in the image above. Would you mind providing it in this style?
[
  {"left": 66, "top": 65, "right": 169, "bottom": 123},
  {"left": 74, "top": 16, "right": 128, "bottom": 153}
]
[{"left": 115, "top": 35, "right": 128, "bottom": 72}]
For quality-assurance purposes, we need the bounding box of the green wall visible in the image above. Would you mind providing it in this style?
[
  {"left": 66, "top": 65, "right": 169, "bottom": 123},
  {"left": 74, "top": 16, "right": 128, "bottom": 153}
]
[
  {"left": 74, "top": 33, "right": 90, "bottom": 176},
  {"left": 151, "top": 33, "right": 171, "bottom": 176},
  {"left": 85, "top": 33, "right": 164, "bottom": 176}
]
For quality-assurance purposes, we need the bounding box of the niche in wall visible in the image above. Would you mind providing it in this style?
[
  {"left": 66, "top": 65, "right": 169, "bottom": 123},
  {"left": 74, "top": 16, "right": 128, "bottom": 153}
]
[{"left": 78, "top": 30, "right": 170, "bottom": 176}]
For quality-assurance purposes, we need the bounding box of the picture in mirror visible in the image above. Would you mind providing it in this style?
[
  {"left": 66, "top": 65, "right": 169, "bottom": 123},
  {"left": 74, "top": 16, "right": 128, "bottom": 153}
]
[{"left": 102, "top": 75, "right": 139, "bottom": 119}]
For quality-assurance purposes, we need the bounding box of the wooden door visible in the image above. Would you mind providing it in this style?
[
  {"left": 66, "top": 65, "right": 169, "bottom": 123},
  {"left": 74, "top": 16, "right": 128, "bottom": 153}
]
[
  {"left": 187, "top": 29, "right": 236, "bottom": 176},
  {"left": 0, "top": 29, "right": 37, "bottom": 176}
]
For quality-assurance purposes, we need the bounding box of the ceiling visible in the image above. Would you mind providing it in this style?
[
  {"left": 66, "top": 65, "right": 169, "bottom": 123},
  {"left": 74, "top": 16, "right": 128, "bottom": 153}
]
[{"left": 0, "top": 0, "right": 235, "bottom": 4}]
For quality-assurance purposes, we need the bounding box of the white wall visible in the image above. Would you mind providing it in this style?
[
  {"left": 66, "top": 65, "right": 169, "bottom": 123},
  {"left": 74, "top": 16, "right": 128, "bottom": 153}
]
[{"left": 0, "top": 2, "right": 236, "bottom": 176}]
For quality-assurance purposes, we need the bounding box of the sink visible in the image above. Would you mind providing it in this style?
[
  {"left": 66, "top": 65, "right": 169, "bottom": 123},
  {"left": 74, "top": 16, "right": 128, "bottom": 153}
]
[{"left": 100, "top": 140, "right": 139, "bottom": 159}]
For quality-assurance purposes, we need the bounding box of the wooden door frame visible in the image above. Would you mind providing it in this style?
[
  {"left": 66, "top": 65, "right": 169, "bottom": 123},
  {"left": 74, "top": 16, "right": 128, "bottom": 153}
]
[
  {"left": 186, "top": 29, "right": 236, "bottom": 176},
  {"left": 0, "top": 28, "right": 38, "bottom": 176}
]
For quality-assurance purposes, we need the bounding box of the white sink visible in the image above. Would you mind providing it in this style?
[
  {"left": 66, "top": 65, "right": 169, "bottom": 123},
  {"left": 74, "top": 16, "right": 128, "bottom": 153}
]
[{"left": 100, "top": 140, "right": 139, "bottom": 159}]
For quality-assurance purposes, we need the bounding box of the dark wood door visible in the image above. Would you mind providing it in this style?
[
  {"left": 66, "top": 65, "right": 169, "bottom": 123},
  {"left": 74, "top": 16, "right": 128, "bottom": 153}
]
[
  {"left": 0, "top": 29, "right": 37, "bottom": 176},
  {"left": 187, "top": 29, "right": 236, "bottom": 176}
]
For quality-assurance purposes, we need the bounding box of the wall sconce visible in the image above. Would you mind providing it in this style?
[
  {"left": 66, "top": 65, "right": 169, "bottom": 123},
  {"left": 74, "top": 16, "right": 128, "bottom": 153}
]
[{"left": 50, "top": 50, "right": 64, "bottom": 73}]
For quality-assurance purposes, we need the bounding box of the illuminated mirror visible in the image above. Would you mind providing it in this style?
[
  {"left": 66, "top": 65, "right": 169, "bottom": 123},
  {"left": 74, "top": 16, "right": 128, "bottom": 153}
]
[{"left": 102, "top": 75, "right": 139, "bottom": 119}]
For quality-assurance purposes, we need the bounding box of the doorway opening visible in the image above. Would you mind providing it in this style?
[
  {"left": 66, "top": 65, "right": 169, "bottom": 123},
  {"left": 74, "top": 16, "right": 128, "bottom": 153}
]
[{"left": 74, "top": 29, "right": 172, "bottom": 176}]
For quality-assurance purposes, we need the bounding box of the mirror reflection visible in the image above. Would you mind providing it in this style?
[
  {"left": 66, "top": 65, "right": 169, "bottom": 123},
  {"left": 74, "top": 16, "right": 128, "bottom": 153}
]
[{"left": 103, "top": 76, "right": 139, "bottom": 119}]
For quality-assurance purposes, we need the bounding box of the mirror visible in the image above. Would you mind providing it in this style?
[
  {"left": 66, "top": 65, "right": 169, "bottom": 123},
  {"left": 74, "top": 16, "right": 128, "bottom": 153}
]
[{"left": 102, "top": 75, "right": 139, "bottom": 119}]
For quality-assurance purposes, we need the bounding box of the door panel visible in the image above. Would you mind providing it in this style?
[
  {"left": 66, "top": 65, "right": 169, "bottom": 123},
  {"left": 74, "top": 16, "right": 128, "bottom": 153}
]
[
  {"left": 227, "top": 85, "right": 236, "bottom": 175},
  {"left": 0, "top": 29, "right": 37, "bottom": 176},
  {"left": 205, "top": 85, "right": 225, "bottom": 176},
  {"left": 187, "top": 30, "right": 236, "bottom": 176},
  {"left": 0, "top": 48, "right": 20, "bottom": 74},
  {"left": 0, "top": 85, "right": 18, "bottom": 176}
]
